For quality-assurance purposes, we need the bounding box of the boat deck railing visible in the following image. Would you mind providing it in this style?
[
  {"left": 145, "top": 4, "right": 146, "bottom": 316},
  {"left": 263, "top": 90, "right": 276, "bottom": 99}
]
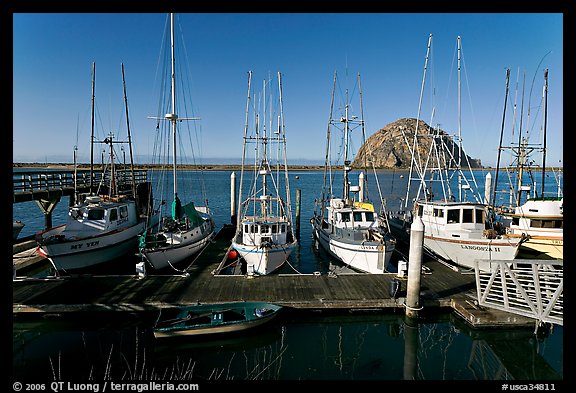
[{"left": 474, "top": 259, "right": 563, "bottom": 327}]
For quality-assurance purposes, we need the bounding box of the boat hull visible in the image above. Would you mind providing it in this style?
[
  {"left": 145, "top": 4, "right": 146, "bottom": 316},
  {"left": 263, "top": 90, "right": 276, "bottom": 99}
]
[
  {"left": 423, "top": 235, "right": 520, "bottom": 271},
  {"left": 232, "top": 241, "right": 297, "bottom": 275},
  {"left": 141, "top": 220, "right": 215, "bottom": 270},
  {"left": 312, "top": 224, "right": 394, "bottom": 274},
  {"left": 507, "top": 235, "right": 563, "bottom": 259},
  {"left": 36, "top": 222, "right": 145, "bottom": 271},
  {"left": 153, "top": 302, "right": 282, "bottom": 339}
]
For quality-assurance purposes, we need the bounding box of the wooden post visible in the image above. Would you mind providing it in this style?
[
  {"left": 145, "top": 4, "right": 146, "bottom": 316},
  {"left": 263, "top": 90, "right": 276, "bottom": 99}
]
[
  {"left": 406, "top": 215, "right": 424, "bottom": 319},
  {"left": 230, "top": 172, "right": 236, "bottom": 225},
  {"left": 295, "top": 189, "right": 301, "bottom": 241}
]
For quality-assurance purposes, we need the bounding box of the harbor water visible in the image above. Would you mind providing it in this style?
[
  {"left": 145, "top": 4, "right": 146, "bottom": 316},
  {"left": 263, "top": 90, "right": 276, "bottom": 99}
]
[{"left": 12, "top": 168, "right": 564, "bottom": 381}]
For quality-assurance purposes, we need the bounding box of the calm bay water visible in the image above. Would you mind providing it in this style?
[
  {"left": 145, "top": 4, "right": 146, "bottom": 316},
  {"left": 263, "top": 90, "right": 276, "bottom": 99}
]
[{"left": 12, "top": 168, "right": 564, "bottom": 381}]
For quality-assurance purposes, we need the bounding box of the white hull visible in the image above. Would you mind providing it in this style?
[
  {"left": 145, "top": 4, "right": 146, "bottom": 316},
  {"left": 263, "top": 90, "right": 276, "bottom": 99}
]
[
  {"left": 141, "top": 221, "right": 215, "bottom": 270},
  {"left": 233, "top": 241, "right": 296, "bottom": 275},
  {"left": 423, "top": 234, "right": 520, "bottom": 271},
  {"left": 37, "top": 222, "right": 145, "bottom": 271},
  {"left": 313, "top": 224, "right": 394, "bottom": 274},
  {"left": 506, "top": 234, "right": 563, "bottom": 260}
]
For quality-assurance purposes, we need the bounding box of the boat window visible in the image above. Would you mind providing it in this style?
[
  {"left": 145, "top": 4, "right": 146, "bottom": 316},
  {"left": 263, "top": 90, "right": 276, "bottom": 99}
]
[
  {"left": 433, "top": 208, "right": 444, "bottom": 218},
  {"left": 260, "top": 225, "right": 269, "bottom": 234},
  {"left": 341, "top": 212, "right": 351, "bottom": 222},
  {"left": 531, "top": 219, "right": 563, "bottom": 229},
  {"left": 365, "top": 212, "right": 374, "bottom": 222},
  {"left": 475, "top": 209, "right": 484, "bottom": 224},
  {"left": 417, "top": 205, "right": 423, "bottom": 217},
  {"left": 462, "top": 209, "right": 473, "bottom": 223},
  {"left": 120, "top": 206, "right": 128, "bottom": 219},
  {"left": 447, "top": 209, "right": 460, "bottom": 223},
  {"left": 353, "top": 212, "right": 363, "bottom": 222},
  {"left": 109, "top": 208, "right": 118, "bottom": 221},
  {"left": 281, "top": 224, "right": 285, "bottom": 233},
  {"left": 272, "top": 224, "right": 278, "bottom": 233},
  {"left": 244, "top": 224, "right": 250, "bottom": 233},
  {"left": 87, "top": 209, "right": 105, "bottom": 220}
]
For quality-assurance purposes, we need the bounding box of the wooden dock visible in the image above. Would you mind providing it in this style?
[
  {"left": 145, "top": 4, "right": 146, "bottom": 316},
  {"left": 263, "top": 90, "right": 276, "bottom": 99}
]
[{"left": 12, "top": 225, "right": 538, "bottom": 330}]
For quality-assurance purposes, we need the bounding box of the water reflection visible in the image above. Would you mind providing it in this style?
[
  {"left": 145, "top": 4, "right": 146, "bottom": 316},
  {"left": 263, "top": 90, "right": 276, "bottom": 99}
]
[{"left": 13, "top": 310, "right": 562, "bottom": 381}]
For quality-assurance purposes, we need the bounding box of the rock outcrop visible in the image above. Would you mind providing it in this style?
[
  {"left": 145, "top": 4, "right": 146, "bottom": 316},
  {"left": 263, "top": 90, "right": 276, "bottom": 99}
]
[{"left": 353, "top": 118, "right": 482, "bottom": 168}]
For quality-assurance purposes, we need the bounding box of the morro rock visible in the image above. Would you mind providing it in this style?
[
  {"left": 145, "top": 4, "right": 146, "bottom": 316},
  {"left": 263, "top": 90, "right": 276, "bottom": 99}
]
[{"left": 353, "top": 118, "right": 482, "bottom": 169}]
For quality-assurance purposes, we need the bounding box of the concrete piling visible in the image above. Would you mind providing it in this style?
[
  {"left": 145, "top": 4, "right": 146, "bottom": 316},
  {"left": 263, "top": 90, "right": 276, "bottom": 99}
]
[{"left": 406, "top": 215, "right": 424, "bottom": 319}]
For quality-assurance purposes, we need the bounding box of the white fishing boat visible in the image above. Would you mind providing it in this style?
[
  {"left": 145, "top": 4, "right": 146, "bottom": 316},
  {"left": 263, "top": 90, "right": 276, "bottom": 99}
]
[
  {"left": 36, "top": 63, "right": 153, "bottom": 273},
  {"left": 138, "top": 13, "right": 216, "bottom": 272},
  {"left": 231, "top": 71, "right": 297, "bottom": 276},
  {"left": 387, "top": 35, "right": 521, "bottom": 271},
  {"left": 311, "top": 71, "right": 396, "bottom": 274},
  {"left": 490, "top": 68, "right": 563, "bottom": 259}
]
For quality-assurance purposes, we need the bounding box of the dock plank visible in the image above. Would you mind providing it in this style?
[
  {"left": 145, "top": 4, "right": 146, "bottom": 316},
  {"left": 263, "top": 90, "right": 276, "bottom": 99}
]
[{"left": 12, "top": 225, "right": 542, "bottom": 329}]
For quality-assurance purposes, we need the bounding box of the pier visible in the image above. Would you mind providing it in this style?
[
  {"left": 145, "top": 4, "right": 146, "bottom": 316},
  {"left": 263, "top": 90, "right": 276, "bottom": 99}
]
[{"left": 13, "top": 168, "right": 148, "bottom": 229}]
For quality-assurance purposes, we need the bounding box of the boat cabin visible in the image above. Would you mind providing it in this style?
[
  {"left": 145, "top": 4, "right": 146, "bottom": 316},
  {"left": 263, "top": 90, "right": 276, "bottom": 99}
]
[
  {"left": 65, "top": 196, "right": 139, "bottom": 235},
  {"left": 240, "top": 217, "right": 291, "bottom": 246},
  {"left": 327, "top": 198, "right": 378, "bottom": 230},
  {"left": 504, "top": 197, "right": 563, "bottom": 236},
  {"left": 415, "top": 200, "right": 486, "bottom": 229}
]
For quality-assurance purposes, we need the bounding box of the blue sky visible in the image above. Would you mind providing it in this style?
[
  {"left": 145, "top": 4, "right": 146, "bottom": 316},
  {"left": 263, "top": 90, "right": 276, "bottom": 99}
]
[{"left": 13, "top": 12, "right": 563, "bottom": 167}]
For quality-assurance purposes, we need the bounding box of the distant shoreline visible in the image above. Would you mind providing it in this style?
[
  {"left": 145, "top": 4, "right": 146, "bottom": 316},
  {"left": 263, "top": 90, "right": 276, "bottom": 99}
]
[{"left": 12, "top": 162, "right": 563, "bottom": 172}]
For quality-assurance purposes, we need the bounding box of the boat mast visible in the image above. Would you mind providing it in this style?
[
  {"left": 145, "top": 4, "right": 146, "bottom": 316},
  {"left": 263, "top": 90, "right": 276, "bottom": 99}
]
[
  {"left": 343, "top": 87, "right": 351, "bottom": 203},
  {"left": 90, "top": 62, "right": 95, "bottom": 195},
  {"left": 516, "top": 71, "right": 526, "bottom": 206},
  {"left": 541, "top": 69, "right": 548, "bottom": 198},
  {"left": 404, "top": 33, "right": 432, "bottom": 209},
  {"left": 491, "top": 68, "right": 510, "bottom": 209},
  {"left": 169, "top": 13, "right": 178, "bottom": 202},
  {"left": 357, "top": 72, "right": 367, "bottom": 201},
  {"left": 278, "top": 71, "right": 292, "bottom": 224},
  {"left": 236, "top": 71, "right": 252, "bottom": 229},
  {"left": 261, "top": 78, "right": 269, "bottom": 218},
  {"left": 457, "top": 36, "right": 462, "bottom": 202},
  {"left": 121, "top": 63, "right": 137, "bottom": 199}
]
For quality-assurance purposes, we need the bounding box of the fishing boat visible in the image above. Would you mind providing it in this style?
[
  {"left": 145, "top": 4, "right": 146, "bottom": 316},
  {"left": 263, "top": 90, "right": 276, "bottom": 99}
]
[
  {"left": 13, "top": 220, "right": 25, "bottom": 241},
  {"left": 230, "top": 71, "right": 298, "bottom": 276},
  {"left": 490, "top": 68, "right": 563, "bottom": 259},
  {"left": 153, "top": 301, "right": 283, "bottom": 339},
  {"left": 137, "top": 13, "right": 216, "bottom": 272},
  {"left": 311, "top": 71, "right": 396, "bottom": 274},
  {"left": 35, "top": 63, "right": 153, "bottom": 273},
  {"left": 387, "top": 35, "right": 521, "bottom": 271}
]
